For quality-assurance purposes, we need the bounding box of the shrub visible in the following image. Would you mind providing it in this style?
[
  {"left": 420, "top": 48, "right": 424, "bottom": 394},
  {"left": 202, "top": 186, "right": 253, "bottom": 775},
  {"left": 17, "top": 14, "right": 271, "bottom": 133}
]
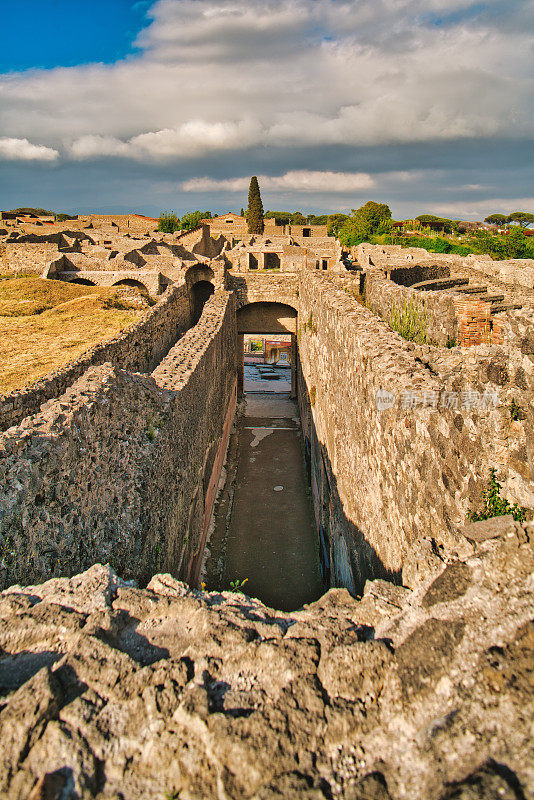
[
  {"left": 389, "top": 297, "right": 427, "bottom": 344},
  {"left": 157, "top": 211, "right": 179, "bottom": 233}
]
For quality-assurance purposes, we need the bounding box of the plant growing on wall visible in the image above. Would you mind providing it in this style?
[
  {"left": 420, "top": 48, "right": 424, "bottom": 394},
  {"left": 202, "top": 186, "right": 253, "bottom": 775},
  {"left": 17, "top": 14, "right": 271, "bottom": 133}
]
[
  {"left": 389, "top": 298, "right": 427, "bottom": 344},
  {"left": 247, "top": 176, "right": 264, "bottom": 234},
  {"left": 470, "top": 468, "right": 527, "bottom": 523},
  {"left": 229, "top": 578, "right": 249, "bottom": 592}
]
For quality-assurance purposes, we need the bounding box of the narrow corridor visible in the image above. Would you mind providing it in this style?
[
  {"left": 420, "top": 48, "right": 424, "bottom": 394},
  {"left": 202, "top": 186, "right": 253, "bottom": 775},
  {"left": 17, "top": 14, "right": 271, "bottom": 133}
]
[{"left": 203, "top": 392, "right": 323, "bottom": 611}]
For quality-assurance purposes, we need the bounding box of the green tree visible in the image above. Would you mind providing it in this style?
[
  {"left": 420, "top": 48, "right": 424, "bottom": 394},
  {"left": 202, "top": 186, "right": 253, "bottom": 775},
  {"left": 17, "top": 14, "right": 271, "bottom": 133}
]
[
  {"left": 484, "top": 214, "right": 508, "bottom": 226},
  {"left": 247, "top": 176, "right": 264, "bottom": 234},
  {"left": 179, "top": 210, "right": 212, "bottom": 231},
  {"left": 264, "top": 211, "right": 291, "bottom": 225},
  {"left": 157, "top": 211, "right": 180, "bottom": 233},
  {"left": 338, "top": 201, "right": 392, "bottom": 245},
  {"left": 327, "top": 213, "right": 349, "bottom": 237},
  {"left": 415, "top": 214, "right": 456, "bottom": 233},
  {"left": 507, "top": 211, "right": 534, "bottom": 228}
]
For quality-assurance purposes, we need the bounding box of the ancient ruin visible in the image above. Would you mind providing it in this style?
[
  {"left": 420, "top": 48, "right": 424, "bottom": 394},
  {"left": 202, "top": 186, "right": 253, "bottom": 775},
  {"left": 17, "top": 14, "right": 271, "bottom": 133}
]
[{"left": 0, "top": 213, "right": 533, "bottom": 798}]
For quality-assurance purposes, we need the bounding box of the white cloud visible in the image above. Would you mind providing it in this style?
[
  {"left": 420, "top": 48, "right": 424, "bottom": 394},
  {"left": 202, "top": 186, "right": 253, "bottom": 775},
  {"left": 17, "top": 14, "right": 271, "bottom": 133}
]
[
  {"left": 182, "top": 170, "right": 375, "bottom": 193},
  {"left": 0, "top": 0, "right": 532, "bottom": 164},
  {"left": 432, "top": 197, "right": 534, "bottom": 219},
  {"left": 69, "top": 119, "right": 262, "bottom": 160},
  {"left": 0, "top": 137, "right": 59, "bottom": 161}
]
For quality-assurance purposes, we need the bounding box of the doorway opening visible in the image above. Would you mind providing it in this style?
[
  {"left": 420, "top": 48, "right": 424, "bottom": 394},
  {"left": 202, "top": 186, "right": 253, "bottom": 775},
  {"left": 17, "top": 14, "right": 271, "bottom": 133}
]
[
  {"left": 243, "top": 334, "right": 293, "bottom": 394},
  {"left": 191, "top": 280, "right": 214, "bottom": 324}
]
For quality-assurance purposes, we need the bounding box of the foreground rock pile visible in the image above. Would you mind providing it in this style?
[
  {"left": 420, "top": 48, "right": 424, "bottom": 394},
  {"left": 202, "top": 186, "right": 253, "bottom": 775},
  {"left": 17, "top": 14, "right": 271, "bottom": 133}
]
[{"left": 0, "top": 521, "right": 532, "bottom": 799}]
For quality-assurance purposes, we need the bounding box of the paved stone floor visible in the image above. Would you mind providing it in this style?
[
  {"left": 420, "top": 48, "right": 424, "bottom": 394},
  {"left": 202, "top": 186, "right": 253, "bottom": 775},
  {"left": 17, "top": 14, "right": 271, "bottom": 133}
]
[
  {"left": 203, "top": 390, "right": 323, "bottom": 611},
  {"left": 244, "top": 363, "right": 292, "bottom": 393}
]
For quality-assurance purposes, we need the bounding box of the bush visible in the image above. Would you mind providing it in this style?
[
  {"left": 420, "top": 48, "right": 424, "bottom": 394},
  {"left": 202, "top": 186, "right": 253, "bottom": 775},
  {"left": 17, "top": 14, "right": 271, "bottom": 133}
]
[
  {"left": 389, "top": 297, "right": 427, "bottom": 344},
  {"left": 157, "top": 211, "right": 179, "bottom": 233}
]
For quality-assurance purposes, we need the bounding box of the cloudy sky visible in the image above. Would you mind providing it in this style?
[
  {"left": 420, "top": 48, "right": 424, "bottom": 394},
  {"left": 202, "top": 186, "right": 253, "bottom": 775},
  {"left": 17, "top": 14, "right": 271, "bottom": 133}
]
[{"left": 0, "top": 0, "right": 533, "bottom": 219}]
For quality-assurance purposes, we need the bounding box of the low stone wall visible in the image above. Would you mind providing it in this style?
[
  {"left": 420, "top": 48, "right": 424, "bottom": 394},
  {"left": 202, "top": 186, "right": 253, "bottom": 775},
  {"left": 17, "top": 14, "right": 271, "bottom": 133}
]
[
  {"left": 297, "top": 271, "right": 533, "bottom": 595},
  {"left": 365, "top": 269, "right": 459, "bottom": 346},
  {"left": 0, "top": 283, "right": 191, "bottom": 432},
  {"left": 388, "top": 262, "right": 450, "bottom": 286},
  {"left": 0, "top": 292, "right": 237, "bottom": 591}
]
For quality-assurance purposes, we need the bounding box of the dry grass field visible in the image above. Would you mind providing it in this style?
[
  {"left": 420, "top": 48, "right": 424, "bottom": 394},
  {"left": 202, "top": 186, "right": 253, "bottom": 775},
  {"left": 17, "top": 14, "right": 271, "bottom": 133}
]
[{"left": 0, "top": 276, "right": 145, "bottom": 394}]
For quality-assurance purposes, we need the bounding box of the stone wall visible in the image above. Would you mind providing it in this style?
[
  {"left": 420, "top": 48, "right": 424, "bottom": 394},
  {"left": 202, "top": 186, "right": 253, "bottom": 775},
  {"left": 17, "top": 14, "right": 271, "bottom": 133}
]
[
  {"left": 226, "top": 271, "right": 299, "bottom": 308},
  {"left": 364, "top": 269, "right": 459, "bottom": 347},
  {"left": 0, "top": 283, "right": 191, "bottom": 432},
  {"left": 4, "top": 242, "right": 60, "bottom": 274},
  {"left": 297, "top": 271, "right": 533, "bottom": 595},
  {"left": 0, "top": 292, "right": 237, "bottom": 591}
]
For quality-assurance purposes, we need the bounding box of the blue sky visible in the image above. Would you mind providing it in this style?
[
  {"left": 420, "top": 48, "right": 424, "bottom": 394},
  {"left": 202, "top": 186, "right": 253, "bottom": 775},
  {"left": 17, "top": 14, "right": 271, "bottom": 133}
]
[
  {"left": 0, "top": 1, "right": 149, "bottom": 72},
  {"left": 0, "top": 0, "right": 533, "bottom": 220}
]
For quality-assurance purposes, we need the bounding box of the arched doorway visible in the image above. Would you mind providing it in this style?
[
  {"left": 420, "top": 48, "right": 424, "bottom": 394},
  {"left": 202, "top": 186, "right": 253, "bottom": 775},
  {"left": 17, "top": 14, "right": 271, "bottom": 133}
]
[
  {"left": 66, "top": 277, "right": 96, "bottom": 286},
  {"left": 191, "top": 280, "right": 215, "bottom": 324},
  {"left": 112, "top": 279, "right": 150, "bottom": 293}
]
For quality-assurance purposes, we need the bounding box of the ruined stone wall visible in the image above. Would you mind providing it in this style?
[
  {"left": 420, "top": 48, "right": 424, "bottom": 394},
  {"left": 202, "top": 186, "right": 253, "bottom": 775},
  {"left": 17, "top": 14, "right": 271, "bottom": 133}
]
[
  {"left": 364, "top": 269, "right": 459, "bottom": 346},
  {"left": 4, "top": 242, "right": 60, "bottom": 273},
  {"left": 0, "top": 292, "right": 237, "bottom": 591},
  {"left": 388, "top": 263, "right": 450, "bottom": 286},
  {"left": 226, "top": 271, "right": 299, "bottom": 308},
  {"left": 0, "top": 283, "right": 191, "bottom": 431},
  {"left": 297, "top": 271, "right": 533, "bottom": 595}
]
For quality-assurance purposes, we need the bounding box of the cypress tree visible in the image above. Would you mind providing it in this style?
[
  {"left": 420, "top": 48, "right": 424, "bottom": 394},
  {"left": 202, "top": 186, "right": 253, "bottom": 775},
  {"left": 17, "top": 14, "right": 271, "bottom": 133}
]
[{"left": 247, "top": 176, "right": 264, "bottom": 234}]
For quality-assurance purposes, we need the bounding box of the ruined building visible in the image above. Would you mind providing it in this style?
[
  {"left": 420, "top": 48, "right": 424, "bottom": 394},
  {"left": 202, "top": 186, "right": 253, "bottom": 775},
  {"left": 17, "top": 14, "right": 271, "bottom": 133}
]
[{"left": 0, "top": 218, "right": 533, "bottom": 799}]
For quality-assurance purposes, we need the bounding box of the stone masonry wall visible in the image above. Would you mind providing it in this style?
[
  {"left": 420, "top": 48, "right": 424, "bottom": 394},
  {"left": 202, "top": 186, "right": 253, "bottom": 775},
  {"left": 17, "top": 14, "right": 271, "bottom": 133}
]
[
  {"left": 225, "top": 271, "right": 299, "bottom": 308},
  {"left": 4, "top": 242, "right": 60, "bottom": 274},
  {"left": 0, "top": 292, "right": 237, "bottom": 591},
  {"left": 0, "top": 283, "right": 191, "bottom": 432},
  {"left": 364, "top": 269, "right": 459, "bottom": 346},
  {"left": 297, "top": 271, "right": 533, "bottom": 595}
]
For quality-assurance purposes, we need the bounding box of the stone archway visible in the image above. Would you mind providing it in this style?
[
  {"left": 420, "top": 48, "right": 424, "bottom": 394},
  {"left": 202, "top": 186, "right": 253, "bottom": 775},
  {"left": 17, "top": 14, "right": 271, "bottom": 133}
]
[
  {"left": 186, "top": 265, "right": 216, "bottom": 324},
  {"left": 236, "top": 301, "right": 298, "bottom": 396},
  {"left": 67, "top": 277, "right": 97, "bottom": 286},
  {"left": 112, "top": 278, "right": 150, "bottom": 294},
  {"left": 236, "top": 301, "right": 297, "bottom": 335}
]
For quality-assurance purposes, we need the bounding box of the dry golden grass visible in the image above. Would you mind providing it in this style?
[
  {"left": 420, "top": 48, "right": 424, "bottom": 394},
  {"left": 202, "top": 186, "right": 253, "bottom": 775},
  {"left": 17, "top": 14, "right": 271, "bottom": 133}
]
[{"left": 0, "top": 276, "right": 144, "bottom": 394}]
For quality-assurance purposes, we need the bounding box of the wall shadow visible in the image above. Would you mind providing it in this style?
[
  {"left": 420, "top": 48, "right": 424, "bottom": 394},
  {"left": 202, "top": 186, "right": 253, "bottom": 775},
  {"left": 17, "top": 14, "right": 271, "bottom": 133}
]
[{"left": 297, "top": 360, "right": 402, "bottom": 597}]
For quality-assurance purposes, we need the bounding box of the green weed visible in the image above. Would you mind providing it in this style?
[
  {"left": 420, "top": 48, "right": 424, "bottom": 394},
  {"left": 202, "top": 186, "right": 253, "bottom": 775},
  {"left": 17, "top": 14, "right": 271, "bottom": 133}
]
[{"left": 470, "top": 468, "right": 527, "bottom": 523}]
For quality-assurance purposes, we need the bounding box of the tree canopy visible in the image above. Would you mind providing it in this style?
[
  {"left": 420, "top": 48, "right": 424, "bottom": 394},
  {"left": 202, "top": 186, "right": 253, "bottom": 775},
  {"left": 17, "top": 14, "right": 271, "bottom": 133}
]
[
  {"left": 247, "top": 177, "right": 264, "bottom": 234},
  {"left": 484, "top": 214, "right": 509, "bottom": 226},
  {"left": 179, "top": 210, "right": 212, "bottom": 232},
  {"left": 507, "top": 212, "right": 534, "bottom": 228},
  {"left": 327, "top": 213, "right": 349, "bottom": 237},
  {"left": 157, "top": 211, "right": 180, "bottom": 233},
  {"left": 415, "top": 214, "right": 456, "bottom": 233},
  {"left": 338, "top": 201, "right": 392, "bottom": 245}
]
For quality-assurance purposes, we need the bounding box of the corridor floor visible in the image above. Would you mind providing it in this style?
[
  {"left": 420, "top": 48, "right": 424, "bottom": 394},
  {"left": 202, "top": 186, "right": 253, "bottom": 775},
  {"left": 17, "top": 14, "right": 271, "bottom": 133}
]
[{"left": 203, "top": 392, "right": 323, "bottom": 611}]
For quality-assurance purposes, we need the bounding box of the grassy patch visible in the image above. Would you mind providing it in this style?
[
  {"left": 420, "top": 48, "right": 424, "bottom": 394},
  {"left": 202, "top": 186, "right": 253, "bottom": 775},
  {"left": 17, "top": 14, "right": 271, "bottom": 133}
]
[
  {"left": 0, "top": 277, "right": 143, "bottom": 395},
  {"left": 389, "top": 297, "right": 427, "bottom": 344}
]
